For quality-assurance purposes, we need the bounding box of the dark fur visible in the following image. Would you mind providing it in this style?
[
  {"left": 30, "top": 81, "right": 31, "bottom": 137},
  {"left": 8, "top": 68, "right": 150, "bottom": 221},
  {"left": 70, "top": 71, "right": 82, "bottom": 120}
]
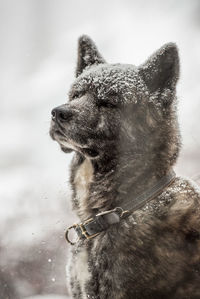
[{"left": 50, "top": 36, "right": 200, "bottom": 299}]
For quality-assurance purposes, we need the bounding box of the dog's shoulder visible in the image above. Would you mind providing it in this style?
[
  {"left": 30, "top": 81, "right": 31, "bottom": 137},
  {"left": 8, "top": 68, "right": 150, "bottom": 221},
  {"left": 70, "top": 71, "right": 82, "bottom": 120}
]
[
  {"left": 168, "top": 177, "right": 200, "bottom": 232},
  {"left": 169, "top": 176, "right": 200, "bottom": 206},
  {"left": 127, "top": 177, "right": 200, "bottom": 241}
]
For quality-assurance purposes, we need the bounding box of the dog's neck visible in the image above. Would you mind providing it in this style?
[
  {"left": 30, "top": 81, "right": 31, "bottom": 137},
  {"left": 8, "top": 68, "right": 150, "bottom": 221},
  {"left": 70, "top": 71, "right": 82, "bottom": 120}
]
[{"left": 72, "top": 151, "right": 172, "bottom": 220}]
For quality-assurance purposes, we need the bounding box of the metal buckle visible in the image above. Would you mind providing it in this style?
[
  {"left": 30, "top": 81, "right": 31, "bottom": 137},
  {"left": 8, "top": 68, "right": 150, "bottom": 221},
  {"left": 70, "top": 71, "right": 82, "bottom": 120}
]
[
  {"left": 65, "top": 224, "right": 79, "bottom": 245},
  {"left": 65, "top": 207, "right": 130, "bottom": 245},
  {"left": 65, "top": 218, "right": 99, "bottom": 245},
  {"left": 114, "top": 207, "right": 130, "bottom": 218},
  {"left": 79, "top": 218, "right": 100, "bottom": 240}
]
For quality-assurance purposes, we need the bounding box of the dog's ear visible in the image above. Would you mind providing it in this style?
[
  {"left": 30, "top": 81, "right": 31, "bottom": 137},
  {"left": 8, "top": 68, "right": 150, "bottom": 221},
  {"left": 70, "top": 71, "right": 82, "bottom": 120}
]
[
  {"left": 76, "top": 35, "right": 106, "bottom": 77},
  {"left": 138, "top": 43, "right": 179, "bottom": 94}
]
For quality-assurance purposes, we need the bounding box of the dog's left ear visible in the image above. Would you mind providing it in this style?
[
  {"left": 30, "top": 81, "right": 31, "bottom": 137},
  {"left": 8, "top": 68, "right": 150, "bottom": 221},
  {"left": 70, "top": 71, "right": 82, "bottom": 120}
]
[
  {"left": 138, "top": 43, "right": 179, "bottom": 95},
  {"left": 76, "top": 35, "right": 106, "bottom": 77}
]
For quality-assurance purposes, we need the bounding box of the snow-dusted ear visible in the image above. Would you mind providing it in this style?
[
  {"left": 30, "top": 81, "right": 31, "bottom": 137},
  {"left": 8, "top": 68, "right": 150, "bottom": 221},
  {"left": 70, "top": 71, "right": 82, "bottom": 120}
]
[
  {"left": 76, "top": 35, "right": 106, "bottom": 77},
  {"left": 139, "top": 43, "right": 179, "bottom": 93}
]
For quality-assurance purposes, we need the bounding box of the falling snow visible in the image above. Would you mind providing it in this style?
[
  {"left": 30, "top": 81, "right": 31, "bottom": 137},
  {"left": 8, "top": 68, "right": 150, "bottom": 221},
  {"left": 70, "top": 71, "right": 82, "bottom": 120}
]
[{"left": 1, "top": 1, "right": 200, "bottom": 298}]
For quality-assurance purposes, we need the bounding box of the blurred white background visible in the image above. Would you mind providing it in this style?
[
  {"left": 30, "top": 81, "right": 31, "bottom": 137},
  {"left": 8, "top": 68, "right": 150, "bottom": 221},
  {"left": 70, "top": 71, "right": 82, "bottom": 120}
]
[{"left": 1, "top": 0, "right": 200, "bottom": 298}]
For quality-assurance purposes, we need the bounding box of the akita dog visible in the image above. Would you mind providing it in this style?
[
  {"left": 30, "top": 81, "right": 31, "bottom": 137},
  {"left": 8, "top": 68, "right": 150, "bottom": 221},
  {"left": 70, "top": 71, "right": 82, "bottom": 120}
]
[{"left": 50, "top": 36, "right": 200, "bottom": 299}]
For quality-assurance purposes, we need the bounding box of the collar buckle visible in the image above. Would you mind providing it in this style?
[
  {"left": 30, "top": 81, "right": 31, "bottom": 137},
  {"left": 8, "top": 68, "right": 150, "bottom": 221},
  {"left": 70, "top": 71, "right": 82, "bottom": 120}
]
[
  {"left": 65, "top": 217, "right": 100, "bottom": 245},
  {"left": 65, "top": 207, "right": 129, "bottom": 245},
  {"left": 65, "top": 224, "right": 79, "bottom": 245},
  {"left": 79, "top": 219, "right": 100, "bottom": 240}
]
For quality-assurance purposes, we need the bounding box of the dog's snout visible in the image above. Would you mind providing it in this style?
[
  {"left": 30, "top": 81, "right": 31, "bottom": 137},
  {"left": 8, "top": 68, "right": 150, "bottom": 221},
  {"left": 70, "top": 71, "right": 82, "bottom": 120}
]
[{"left": 51, "top": 106, "right": 73, "bottom": 122}]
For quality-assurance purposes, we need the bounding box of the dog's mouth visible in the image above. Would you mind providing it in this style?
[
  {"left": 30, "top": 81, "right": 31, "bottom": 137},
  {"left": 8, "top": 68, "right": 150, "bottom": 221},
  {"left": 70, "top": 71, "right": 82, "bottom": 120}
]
[
  {"left": 50, "top": 128, "right": 66, "bottom": 140},
  {"left": 50, "top": 122, "right": 74, "bottom": 152},
  {"left": 80, "top": 147, "right": 99, "bottom": 158},
  {"left": 50, "top": 123, "right": 99, "bottom": 158}
]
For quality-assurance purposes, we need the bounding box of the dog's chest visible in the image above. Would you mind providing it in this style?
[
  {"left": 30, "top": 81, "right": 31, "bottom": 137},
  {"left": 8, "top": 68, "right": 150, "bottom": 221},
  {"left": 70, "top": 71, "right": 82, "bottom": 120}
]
[
  {"left": 74, "top": 158, "right": 93, "bottom": 216},
  {"left": 69, "top": 246, "right": 91, "bottom": 299}
]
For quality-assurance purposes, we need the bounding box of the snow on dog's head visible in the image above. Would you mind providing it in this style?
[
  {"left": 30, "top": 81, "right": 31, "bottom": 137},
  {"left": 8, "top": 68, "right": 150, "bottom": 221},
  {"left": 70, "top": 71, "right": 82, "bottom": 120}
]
[{"left": 50, "top": 35, "right": 180, "bottom": 172}]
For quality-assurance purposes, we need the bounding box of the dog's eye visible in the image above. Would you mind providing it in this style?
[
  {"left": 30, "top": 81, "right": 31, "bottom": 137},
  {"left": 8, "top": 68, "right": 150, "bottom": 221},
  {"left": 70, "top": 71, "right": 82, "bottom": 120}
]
[
  {"left": 71, "top": 91, "right": 85, "bottom": 99},
  {"left": 99, "top": 101, "right": 116, "bottom": 108},
  {"left": 72, "top": 93, "right": 79, "bottom": 99}
]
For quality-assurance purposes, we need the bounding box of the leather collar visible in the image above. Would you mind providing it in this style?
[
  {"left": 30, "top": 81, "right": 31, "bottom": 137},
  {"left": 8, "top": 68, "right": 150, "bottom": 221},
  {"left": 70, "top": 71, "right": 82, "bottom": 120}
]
[{"left": 65, "top": 170, "right": 176, "bottom": 245}]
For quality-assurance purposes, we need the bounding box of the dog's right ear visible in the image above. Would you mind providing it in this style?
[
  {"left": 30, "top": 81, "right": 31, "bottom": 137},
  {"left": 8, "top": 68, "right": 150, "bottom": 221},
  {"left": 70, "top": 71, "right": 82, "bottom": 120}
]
[
  {"left": 138, "top": 43, "right": 179, "bottom": 93},
  {"left": 76, "top": 35, "right": 106, "bottom": 77}
]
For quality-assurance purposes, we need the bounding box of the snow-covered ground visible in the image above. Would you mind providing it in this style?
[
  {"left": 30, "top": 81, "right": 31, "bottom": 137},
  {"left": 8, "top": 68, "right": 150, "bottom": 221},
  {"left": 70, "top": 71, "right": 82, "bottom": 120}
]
[{"left": 1, "top": 0, "right": 200, "bottom": 298}]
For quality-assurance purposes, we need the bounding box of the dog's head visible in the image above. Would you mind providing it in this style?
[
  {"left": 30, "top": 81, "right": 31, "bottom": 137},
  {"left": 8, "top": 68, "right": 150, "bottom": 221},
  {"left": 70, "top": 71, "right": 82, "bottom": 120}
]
[{"left": 50, "top": 35, "right": 180, "bottom": 169}]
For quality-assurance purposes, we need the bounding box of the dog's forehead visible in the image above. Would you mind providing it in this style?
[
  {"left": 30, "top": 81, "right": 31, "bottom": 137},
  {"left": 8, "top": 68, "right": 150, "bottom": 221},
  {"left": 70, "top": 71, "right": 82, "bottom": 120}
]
[{"left": 70, "top": 64, "right": 147, "bottom": 104}]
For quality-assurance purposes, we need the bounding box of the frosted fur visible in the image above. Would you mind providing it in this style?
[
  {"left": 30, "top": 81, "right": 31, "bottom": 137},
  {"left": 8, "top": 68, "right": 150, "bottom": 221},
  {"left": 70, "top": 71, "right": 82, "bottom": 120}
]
[
  {"left": 70, "top": 64, "right": 147, "bottom": 105},
  {"left": 50, "top": 35, "right": 200, "bottom": 299}
]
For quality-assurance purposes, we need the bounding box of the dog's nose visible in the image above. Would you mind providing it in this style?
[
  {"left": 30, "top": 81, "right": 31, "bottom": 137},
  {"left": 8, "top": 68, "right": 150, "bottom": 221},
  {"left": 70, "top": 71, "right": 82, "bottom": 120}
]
[{"left": 51, "top": 106, "right": 73, "bottom": 122}]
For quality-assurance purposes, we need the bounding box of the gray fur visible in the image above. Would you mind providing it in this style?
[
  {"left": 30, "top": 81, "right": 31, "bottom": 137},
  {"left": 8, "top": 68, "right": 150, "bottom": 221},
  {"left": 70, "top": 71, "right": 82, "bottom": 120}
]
[{"left": 50, "top": 35, "right": 200, "bottom": 299}]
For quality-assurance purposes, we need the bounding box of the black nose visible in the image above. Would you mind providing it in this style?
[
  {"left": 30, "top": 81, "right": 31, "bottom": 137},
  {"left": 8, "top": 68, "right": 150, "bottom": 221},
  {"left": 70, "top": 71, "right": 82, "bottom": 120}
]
[{"left": 51, "top": 106, "right": 73, "bottom": 122}]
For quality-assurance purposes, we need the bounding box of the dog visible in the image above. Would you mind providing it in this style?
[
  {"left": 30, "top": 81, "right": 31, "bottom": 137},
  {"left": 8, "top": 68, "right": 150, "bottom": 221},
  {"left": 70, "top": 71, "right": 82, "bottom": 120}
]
[{"left": 50, "top": 35, "right": 200, "bottom": 299}]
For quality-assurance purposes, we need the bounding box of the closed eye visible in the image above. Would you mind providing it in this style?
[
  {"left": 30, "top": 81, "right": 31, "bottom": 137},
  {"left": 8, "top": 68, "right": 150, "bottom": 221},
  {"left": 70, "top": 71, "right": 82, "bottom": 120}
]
[
  {"left": 99, "top": 101, "right": 116, "bottom": 108},
  {"left": 71, "top": 91, "right": 85, "bottom": 100}
]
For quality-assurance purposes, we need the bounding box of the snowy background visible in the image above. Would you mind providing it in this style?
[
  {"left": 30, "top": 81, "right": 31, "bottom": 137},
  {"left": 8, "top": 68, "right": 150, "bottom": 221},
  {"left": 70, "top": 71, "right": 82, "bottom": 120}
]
[{"left": 1, "top": 0, "right": 200, "bottom": 298}]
